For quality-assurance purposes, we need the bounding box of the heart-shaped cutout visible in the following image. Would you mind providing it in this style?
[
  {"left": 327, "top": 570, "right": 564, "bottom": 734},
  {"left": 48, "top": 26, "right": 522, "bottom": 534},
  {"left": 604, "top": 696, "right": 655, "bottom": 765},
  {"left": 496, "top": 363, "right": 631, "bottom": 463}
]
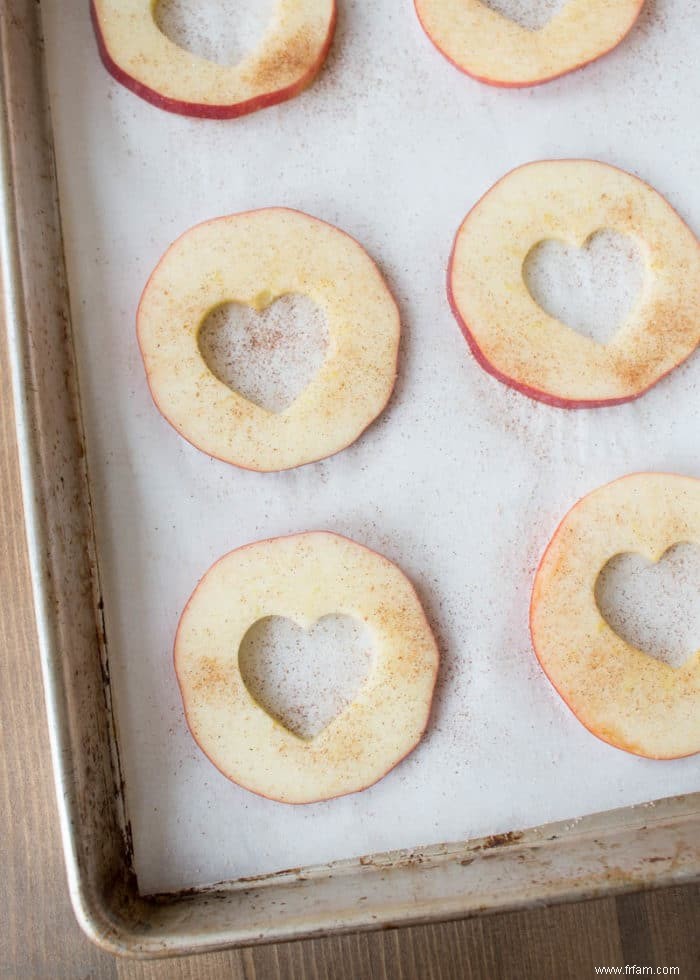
[
  {"left": 154, "top": 0, "right": 276, "bottom": 66},
  {"left": 523, "top": 229, "right": 645, "bottom": 345},
  {"left": 479, "top": 0, "right": 567, "bottom": 32},
  {"left": 238, "top": 614, "right": 375, "bottom": 739},
  {"left": 198, "top": 294, "right": 328, "bottom": 414},
  {"left": 595, "top": 543, "right": 700, "bottom": 669}
]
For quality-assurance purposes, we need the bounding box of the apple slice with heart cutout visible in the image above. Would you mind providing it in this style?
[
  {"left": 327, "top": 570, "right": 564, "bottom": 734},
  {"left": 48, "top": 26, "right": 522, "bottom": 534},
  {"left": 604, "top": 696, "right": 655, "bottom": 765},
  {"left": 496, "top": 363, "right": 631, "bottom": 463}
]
[
  {"left": 90, "top": 0, "right": 336, "bottom": 118},
  {"left": 414, "top": 0, "right": 643, "bottom": 88},
  {"left": 448, "top": 160, "right": 700, "bottom": 408},
  {"left": 137, "top": 208, "right": 400, "bottom": 471},
  {"left": 530, "top": 473, "right": 700, "bottom": 759},
  {"left": 175, "top": 532, "right": 440, "bottom": 803}
]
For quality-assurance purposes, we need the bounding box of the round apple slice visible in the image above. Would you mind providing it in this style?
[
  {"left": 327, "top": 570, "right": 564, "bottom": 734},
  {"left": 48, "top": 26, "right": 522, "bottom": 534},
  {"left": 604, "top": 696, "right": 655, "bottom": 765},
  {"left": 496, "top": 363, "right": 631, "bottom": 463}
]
[
  {"left": 90, "top": 0, "right": 336, "bottom": 118},
  {"left": 531, "top": 473, "right": 700, "bottom": 759},
  {"left": 449, "top": 160, "right": 700, "bottom": 408},
  {"left": 137, "top": 208, "right": 400, "bottom": 471},
  {"left": 175, "top": 532, "right": 439, "bottom": 803},
  {"left": 414, "top": 0, "right": 643, "bottom": 88}
]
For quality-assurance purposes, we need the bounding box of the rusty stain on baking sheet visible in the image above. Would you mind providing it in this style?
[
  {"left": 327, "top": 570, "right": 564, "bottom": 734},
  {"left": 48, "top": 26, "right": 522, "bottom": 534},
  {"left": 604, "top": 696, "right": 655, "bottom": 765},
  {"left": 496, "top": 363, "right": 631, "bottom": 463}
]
[
  {"left": 237, "top": 866, "right": 304, "bottom": 885},
  {"left": 480, "top": 831, "right": 525, "bottom": 850},
  {"left": 148, "top": 835, "right": 531, "bottom": 904}
]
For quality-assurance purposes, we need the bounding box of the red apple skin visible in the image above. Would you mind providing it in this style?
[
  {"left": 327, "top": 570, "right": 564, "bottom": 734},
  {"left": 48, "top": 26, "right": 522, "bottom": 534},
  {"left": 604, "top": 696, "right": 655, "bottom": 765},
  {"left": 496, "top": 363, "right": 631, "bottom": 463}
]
[
  {"left": 90, "top": 0, "right": 337, "bottom": 119},
  {"left": 174, "top": 531, "right": 440, "bottom": 804},
  {"left": 529, "top": 472, "right": 700, "bottom": 760},
  {"left": 447, "top": 159, "right": 700, "bottom": 409},
  {"left": 136, "top": 207, "right": 401, "bottom": 472},
  {"left": 414, "top": 0, "right": 645, "bottom": 89}
]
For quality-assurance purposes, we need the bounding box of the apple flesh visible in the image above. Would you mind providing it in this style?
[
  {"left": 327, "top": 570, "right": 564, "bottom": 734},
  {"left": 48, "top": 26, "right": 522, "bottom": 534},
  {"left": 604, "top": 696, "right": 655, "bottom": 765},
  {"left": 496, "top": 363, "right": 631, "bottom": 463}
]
[
  {"left": 414, "top": 0, "right": 643, "bottom": 88},
  {"left": 137, "top": 208, "right": 400, "bottom": 471},
  {"left": 448, "top": 160, "right": 700, "bottom": 408},
  {"left": 175, "top": 532, "right": 440, "bottom": 804},
  {"left": 530, "top": 473, "right": 700, "bottom": 759},
  {"left": 90, "top": 0, "right": 336, "bottom": 118}
]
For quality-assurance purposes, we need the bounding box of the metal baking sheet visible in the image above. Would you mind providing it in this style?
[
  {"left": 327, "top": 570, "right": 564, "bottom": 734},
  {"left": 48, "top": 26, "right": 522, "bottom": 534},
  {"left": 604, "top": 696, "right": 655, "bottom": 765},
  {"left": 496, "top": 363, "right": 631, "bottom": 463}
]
[{"left": 1, "top": 0, "right": 699, "bottom": 958}]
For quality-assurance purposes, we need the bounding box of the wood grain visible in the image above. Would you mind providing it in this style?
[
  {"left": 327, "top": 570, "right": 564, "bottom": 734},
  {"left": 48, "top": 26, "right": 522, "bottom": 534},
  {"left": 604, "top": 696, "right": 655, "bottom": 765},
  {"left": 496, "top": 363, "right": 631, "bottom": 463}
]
[{"left": 1, "top": 326, "right": 698, "bottom": 979}]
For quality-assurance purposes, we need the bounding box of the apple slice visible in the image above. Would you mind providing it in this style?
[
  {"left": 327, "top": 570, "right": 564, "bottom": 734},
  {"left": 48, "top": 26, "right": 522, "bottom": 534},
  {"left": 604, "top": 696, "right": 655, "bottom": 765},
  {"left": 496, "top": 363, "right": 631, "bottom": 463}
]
[
  {"left": 414, "top": 0, "right": 643, "bottom": 88},
  {"left": 530, "top": 473, "right": 700, "bottom": 759},
  {"left": 137, "top": 208, "right": 400, "bottom": 471},
  {"left": 448, "top": 160, "right": 700, "bottom": 408},
  {"left": 175, "top": 532, "right": 439, "bottom": 803},
  {"left": 90, "top": 0, "right": 336, "bottom": 118}
]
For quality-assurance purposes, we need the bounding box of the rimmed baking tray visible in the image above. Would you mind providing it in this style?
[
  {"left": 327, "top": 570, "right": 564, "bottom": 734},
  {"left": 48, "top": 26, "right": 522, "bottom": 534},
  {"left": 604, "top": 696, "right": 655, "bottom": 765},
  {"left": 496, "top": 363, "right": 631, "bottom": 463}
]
[{"left": 1, "top": 0, "right": 699, "bottom": 958}]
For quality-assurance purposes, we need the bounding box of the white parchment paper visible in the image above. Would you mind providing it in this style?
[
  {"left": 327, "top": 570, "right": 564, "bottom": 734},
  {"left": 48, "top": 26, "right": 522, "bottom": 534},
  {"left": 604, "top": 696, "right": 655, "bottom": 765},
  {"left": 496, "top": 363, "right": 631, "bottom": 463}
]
[{"left": 41, "top": 0, "right": 700, "bottom": 894}]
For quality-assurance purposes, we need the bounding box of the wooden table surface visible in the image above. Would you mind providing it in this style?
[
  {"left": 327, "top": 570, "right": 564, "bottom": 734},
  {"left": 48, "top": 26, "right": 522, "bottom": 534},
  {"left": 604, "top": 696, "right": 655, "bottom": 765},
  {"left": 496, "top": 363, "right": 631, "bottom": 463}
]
[{"left": 1, "top": 330, "right": 698, "bottom": 980}]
